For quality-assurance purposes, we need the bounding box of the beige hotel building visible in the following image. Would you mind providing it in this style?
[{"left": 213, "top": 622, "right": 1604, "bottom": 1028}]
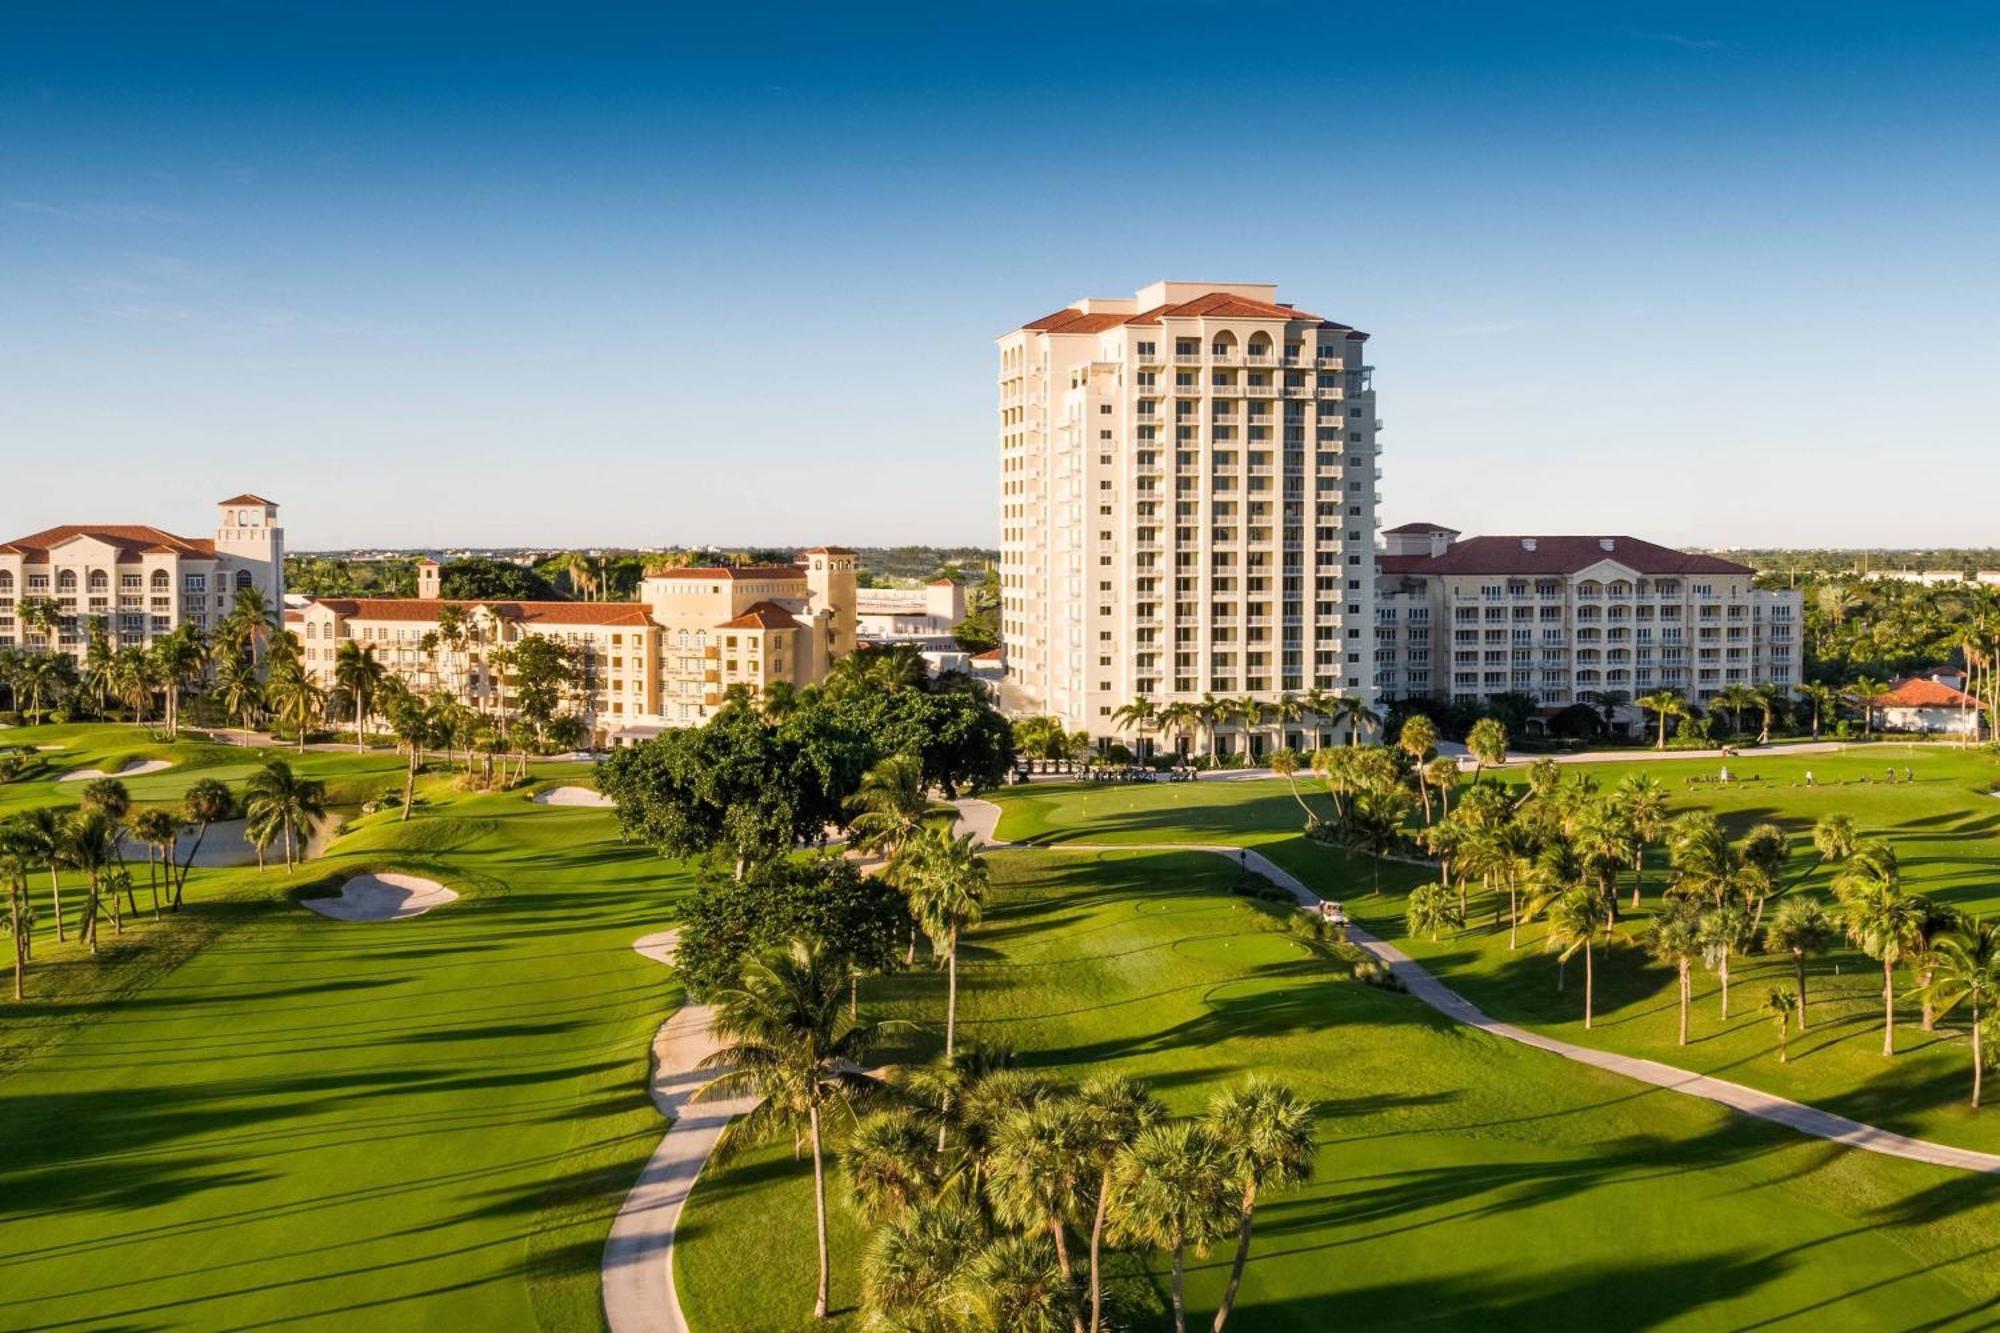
[
  {"left": 0, "top": 495, "right": 285, "bottom": 655},
  {"left": 998, "top": 281, "right": 1381, "bottom": 750},
  {"left": 1375, "top": 523, "right": 1802, "bottom": 728}
]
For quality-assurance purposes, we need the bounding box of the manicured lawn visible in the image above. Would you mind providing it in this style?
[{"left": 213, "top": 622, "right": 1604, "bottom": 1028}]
[
  {"left": 0, "top": 723, "right": 688, "bottom": 1331},
  {"left": 677, "top": 845, "right": 2000, "bottom": 1331},
  {"left": 990, "top": 745, "right": 2000, "bottom": 1155}
]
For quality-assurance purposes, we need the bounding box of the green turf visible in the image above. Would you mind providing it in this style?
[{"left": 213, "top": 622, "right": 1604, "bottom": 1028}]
[
  {"left": 676, "top": 845, "right": 2000, "bottom": 1331},
  {"left": 0, "top": 723, "right": 688, "bottom": 1331},
  {"left": 988, "top": 747, "right": 2000, "bottom": 1154}
]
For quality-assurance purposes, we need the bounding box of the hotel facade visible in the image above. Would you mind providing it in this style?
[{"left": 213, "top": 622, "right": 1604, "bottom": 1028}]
[
  {"left": 998, "top": 281, "right": 1382, "bottom": 749},
  {"left": 1374, "top": 523, "right": 1803, "bottom": 725},
  {"left": 296, "top": 548, "right": 860, "bottom": 743},
  {"left": 0, "top": 496, "right": 285, "bottom": 656}
]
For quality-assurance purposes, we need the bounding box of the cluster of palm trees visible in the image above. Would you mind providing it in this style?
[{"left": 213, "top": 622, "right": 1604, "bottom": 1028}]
[
  {"left": 0, "top": 758, "right": 328, "bottom": 999},
  {"left": 698, "top": 933, "right": 1319, "bottom": 1331},
  {"left": 1109, "top": 690, "right": 1382, "bottom": 766},
  {"left": 1631, "top": 675, "right": 1948, "bottom": 750}
]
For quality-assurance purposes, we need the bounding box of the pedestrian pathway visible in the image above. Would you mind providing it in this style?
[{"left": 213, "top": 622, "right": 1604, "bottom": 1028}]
[
  {"left": 952, "top": 798, "right": 2000, "bottom": 1177},
  {"left": 601, "top": 930, "right": 757, "bottom": 1333}
]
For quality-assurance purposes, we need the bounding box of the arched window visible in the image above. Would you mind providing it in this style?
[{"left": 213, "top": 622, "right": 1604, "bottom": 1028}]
[
  {"left": 1578, "top": 580, "right": 1602, "bottom": 598},
  {"left": 235, "top": 569, "right": 253, "bottom": 590},
  {"left": 87, "top": 570, "right": 108, "bottom": 592},
  {"left": 694, "top": 631, "right": 706, "bottom": 648},
  {"left": 305, "top": 623, "right": 317, "bottom": 640},
  {"left": 1209, "top": 330, "right": 1239, "bottom": 358},
  {"left": 0, "top": 571, "right": 12, "bottom": 592},
  {"left": 150, "top": 569, "right": 170, "bottom": 590},
  {"left": 1245, "top": 333, "right": 1274, "bottom": 361},
  {"left": 676, "top": 629, "right": 689, "bottom": 648},
  {"left": 56, "top": 570, "right": 77, "bottom": 591}
]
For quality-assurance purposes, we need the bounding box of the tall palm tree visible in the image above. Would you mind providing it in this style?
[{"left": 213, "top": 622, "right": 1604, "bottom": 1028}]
[
  {"left": 1, "top": 819, "right": 35, "bottom": 999},
  {"left": 243, "top": 759, "right": 328, "bottom": 870},
  {"left": 860, "top": 1198, "right": 981, "bottom": 1329},
  {"left": 1698, "top": 903, "right": 1754, "bottom": 1019},
  {"left": 214, "top": 649, "right": 264, "bottom": 729},
  {"left": 1156, "top": 702, "right": 1199, "bottom": 761},
  {"left": 1398, "top": 714, "right": 1439, "bottom": 822},
  {"left": 1763, "top": 895, "right": 1834, "bottom": 1032},
  {"left": 1812, "top": 812, "right": 1859, "bottom": 867},
  {"left": 1546, "top": 884, "right": 1615, "bottom": 1028},
  {"left": 1921, "top": 923, "right": 2000, "bottom": 1108},
  {"left": 333, "top": 640, "right": 387, "bottom": 751},
  {"left": 1635, "top": 689, "right": 1687, "bottom": 750},
  {"left": 1762, "top": 988, "right": 1796, "bottom": 1063},
  {"left": 1836, "top": 842, "right": 1923, "bottom": 1056},
  {"left": 1795, "top": 682, "right": 1839, "bottom": 739},
  {"left": 150, "top": 624, "right": 208, "bottom": 739},
  {"left": 843, "top": 1108, "right": 942, "bottom": 1225},
  {"left": 987, "top": 1100, "right": 1095, "bottom": 1298},
  {"left": 265, "top": 665, "right": 326, "bottom": 752},
  {"left": 1192, "top": 693, "right": 1223, "bottom": 764},
  {"left": 1073, "top": 1074, "right": 1164, "bottom": 1333},
  {"left": 1610, "top": 773, "right": 1669, "bottom": 908},
  {"left": 173, "top": 778, "right": 233, "bottom": 909},
  {"left": 81, "top": 618, "right": 115, "bottom": 716},
  {"left": 16, "top": 650, "right": 72, "bottom": 725},
  {"left": 1110, "top": 1121, "right": 1232, "bottom": 1333},
  {"left": 695, "top": 938, "right": 885, "bottom": 1321},
  {"left": 1231, "top": 695, "right": 1263, "bottom": 760},
  {"left": 1711, "top": 684, "right": 1758, "bottom": 739},
  {"left": 1108, "top": 696, "right": 1158, "bottom": 762},
  {"left": 1748, "top": 683, "right": 1785, "bottom": 744},
  {"left": 1328, "top": 693, "right": 1381, "bottom": 746},
  {"left": 964, "top": 1232, "right": 1077, "bottom": 1333},
  {"left": 217, "top": 584, "right": 277, "bottom": 666},
  {"left": 64, "top": 810, "right": 116, "bottom": 954},
  {"left": 906, "top": 827, "right": 988, "bottom": 1062},
  {"left": 1848, "top": 675, "right": 1887, "bottom": 738},
  {"left": 1464, "top": 717, "right": 1508, "bottom": 780},
  {"left": 1205, "top": 1079, "right": 1317, "bottom": 1332},
  {"left": 130, "top": 807, "right": 181, "bottom": 920},
  {"left": 1265, "top": 692, "right": 1306, "bottom": 753},
  {"left": 1645, "top": 901, "right": 1704, "bottom": 1044},
  {"left": 1296, "top": 686, "right": 1333, "bottom": 750},
  {"left": 19, "top": 807, "right": 72, "bottom": 943},
  {"left": 1266, "top": 748, "right": 1314, "bottom": 823}
]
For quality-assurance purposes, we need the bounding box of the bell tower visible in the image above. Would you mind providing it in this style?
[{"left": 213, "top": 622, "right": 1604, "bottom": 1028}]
[
  {"left": 215, "top": 493, "right": 284, "bottom": 612},
  {"left": 802, "top": 546, "right": 858, "bottom": 658}
]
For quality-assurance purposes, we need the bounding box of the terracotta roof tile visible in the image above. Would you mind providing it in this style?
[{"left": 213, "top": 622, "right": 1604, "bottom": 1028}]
[
  {"left": 716, "top": 601, "right": 805, "bottom": 630},
  {"left": 1378, "top": 536, "right": 1753, "bottom": 578},
  {"left": 1875, "top": 677, "right": 1979, "bottom": 709},
  {"left": 1, "top": 524, "right": 215, "bottom": 563},
  {"left": 1383, "top": 521, "right": 1460, "bottom": 536},
  {"left": 648, "top": 564, "right": 807, "bottom": 581},
  {"left": 313, "top": 597, "right": 653, "bottom": 627},
  {"left": 216, "top": 493, "right": 277, "bottom": 506}
]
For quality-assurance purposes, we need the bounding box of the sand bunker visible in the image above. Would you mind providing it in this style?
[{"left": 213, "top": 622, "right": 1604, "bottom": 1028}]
[
  {"left": 534, "top": 785, "right": 615, "bottom": 808},
  {"left": 59, "top": 758, "right": 174, "bottom": 783},
  {"left": 303, "top": 872, "right": 458, "bottom": 921}
]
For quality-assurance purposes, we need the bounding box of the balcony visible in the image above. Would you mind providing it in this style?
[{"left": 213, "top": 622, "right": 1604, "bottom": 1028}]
[
  {"left": 1244, "top": 383, "right": 1277, "bottom": 398},
  {"left": 1317, "top": 386, "right": 1345, "bottom": 401},
  {"left": 1174, "top": 354, "right": 1202, "bottom": 366},
  {"left": 1317, "top": 356, "right": 1345, "bottom": 370}
]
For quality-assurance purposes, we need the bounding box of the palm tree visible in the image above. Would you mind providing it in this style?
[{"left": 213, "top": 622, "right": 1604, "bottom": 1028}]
[
  {"left": 1698, "top": 904, "right": 1754, "bottom": 1020},
  {"left": 243, "top": 759, "right": 328, "bottom": 870},
  {"left": 1155, "top": 702, "right": 1199, "bottom": 761},
  {"left": 1763, "top": 895, "right": 1834, "bottom": 1032},
  {"left": 905, "top": 827, "right": 988, "bottom": 1062},
  {"left": 1265, "top": 693, "right": 1306, "bottom": 753},
  {"left": 1398, "top": 714, "right": 1439, "bottom": 822},
  {"left": 333, "top": 640, "right": 387, "bottom": 751},
  {"left": 81, "top": 618, "right": 115, "bottom": 715},
  {"left": 150, "top": 624, "right": 208, "bottom": 738},
  {"left": 1645, "top": 902, "right": 1703, "bottom": 1044},
  {"left": 1921, "top": 923, "right": 2000, "bottom": 1108},
  {"left": 964, "top": 1232, "right": 1077, "bottom": 1333},
  {"left": 860, "top": 1199, "right": 982, "bottom": 1329},
  {"left": 1796, "top": 682, "right": 1839, "bottom": 739},
  {"left": 1848, "top": 675, "right": 1887, "bottom": 738},
  {"left": 1296, "top": 686, "right": 1333, "bottom": 749},
  {"left": 1636, "top": 689, "right": 1687, "bottom": 750},
  {"left": 65, "top": 810, "right": 116, "bottom": 953},
  {"left": 1749, "top": 683, "right": 1785, "bottom": 744},
  {"left": 214, "top": 649, "right": 264, "bottom": 729},
  {"left": 696, "top": 938, "right": 885, "bottom": 1320},
  {"left": 130, "top": 807, "right": 181, "bottom": 919},
  {"left": 217, "top": 584, "right": 277, "bottom": 666},
  {"left": 1343, "top": 787, "right": 1410, "bottom": 897},
  {"left": 1108, "top": 696, "right": 1158, "bottom": 762},
  {"left": 1192, "top": 693, "right": 1223, "bottom": 765},
  {"left": 844, "top": 1108, "right": 942, "bottom": 1225},
  {"left": 1110, "top": 1121, "right": 1232, "bottom": 1333},
  {"left": 1266, "top": 748, "right": 1315, "bottom": 823},
  {"left": 1712, "top": 684, "right": 1758, "bottom": 739},
  {"left": 1073, "top": 1074, "right": 1164, "bottom": 1333},
  {"left": 987, "top": 1100, "right": 1095, "bottom": 1292},
  {"left": 1762, "top": 988, "right": 1796, "bottom": 1063},
  {"left": 1230, "top": 695, "right": 1264, "bottom": 760},
  {"left": 1464, "top": 717, "right": 1508, "bottom": 780},
  {"left": 266, "top": 664, "right": 326, "bottom": 753},
  {"left": 1812, "top": 812, "right": 1859, "bottom": 867},
  {"left": 19, "top": 807, "right": 72, "bottom": 943},
  {"left": 1836, "top": 843, "right": 1923, "bottom": 1056},
  {"left": 1, "top": 819, "right": 34, "bottom": 999},
  {"left": 1328, "top": 693, "right": 1381, "bottom": 746},
  {"left": 1424, "top": 755, "right": 1459, "bottom": 819},
  {"left": 1205, "top": 1078, "right": 1317, "bottom": 1333},
  {"left": 1404, "top": 882, "right": 1461, "bottom": 941},
  {"left": 1546, "top": 884, "right": 1614, "bottom": 1028},
  {"left": 16, "top": 650, "right": 71, "bottom": 725}
]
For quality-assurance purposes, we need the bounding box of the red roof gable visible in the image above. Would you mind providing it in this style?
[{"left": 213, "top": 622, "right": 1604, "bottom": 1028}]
[
  {"left": 1377, "top": 536, "right": 1752, "bottom": 578},
  {"left": 717, "top": 601, "right": 804, "bottom": 631},
  {"left": 310, "top": 597, "right": 653, "bottom": 627},
  {"left": 217, "top": 493, "right": 276, "bottom": 507},
  {"left": 1017, "top": 291, "right": 1364, "bottom": 339},
  {"left": 1, "top": 524, "right": 216, "bottom": 563},
  {"left": 1875, "top": 677, "right": 1978, "bottom": 709},
  {"left": 1383, "top": 521, "right": 1460, "bottom": 536},
  {"left": 649, "top": 564, "right": 806, "bottom": 581}
]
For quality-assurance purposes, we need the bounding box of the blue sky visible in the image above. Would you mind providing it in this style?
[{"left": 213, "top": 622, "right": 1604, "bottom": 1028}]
[{"left": 4, "top": 2, "right": 1997, "bottom": 550}]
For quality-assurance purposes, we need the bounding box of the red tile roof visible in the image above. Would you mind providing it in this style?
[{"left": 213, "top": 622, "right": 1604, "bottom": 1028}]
[
  {"left": 648, "top": 564, "right": 806, "bottom": 581},
  {"left": 309, "top": 597, "right": 653, "bottom": 627},
  {"left": 972, "top": 648, "right": 1004, "bottom": 661},
  {"left": 1018, "top": 291, "right": 1365, "bottom": 338},
  {"left": 0, "top": 524, "right": 216, "bottom": 563},
  {"left": 216, "top": 493, "right": 277, "bottom": 506},
  {"left": 800, "top": 546, "right": 857, "bottom": 556},
  {"left": 716, "top": 600, "right": 805, "bottom": 631},
  {"left": 1383, "top": 521, "right": 1460, "bottom": 536},
  {"left": 1875, "top": 677, "right": 1979, "bottom": 709},
  {"left": 1377, "top": 536, "right": 1753, "bottom": 577}
]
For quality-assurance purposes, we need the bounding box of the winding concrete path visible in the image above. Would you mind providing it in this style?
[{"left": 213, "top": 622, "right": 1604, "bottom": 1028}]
[
  {"left": 602, "top": 930, "right": 757, "bottom": 1333},
  {"left": 952, "top": 798, "right": 2000, "bottom": 1177}
]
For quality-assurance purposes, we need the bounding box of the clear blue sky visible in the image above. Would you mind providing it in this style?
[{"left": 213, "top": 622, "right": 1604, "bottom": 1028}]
[{"left": 4, "top": 2, "right": 1997, "bottom": 550}]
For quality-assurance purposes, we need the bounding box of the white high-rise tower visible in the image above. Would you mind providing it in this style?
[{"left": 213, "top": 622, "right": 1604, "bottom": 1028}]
[{"left": 997, "top": 282, "right": 1381, "bottom": 755}]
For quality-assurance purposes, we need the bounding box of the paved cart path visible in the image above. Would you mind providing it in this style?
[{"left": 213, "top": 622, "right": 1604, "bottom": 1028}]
[{"left": 951, "top": 798, "right": 2000, "bottom": 1177}]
